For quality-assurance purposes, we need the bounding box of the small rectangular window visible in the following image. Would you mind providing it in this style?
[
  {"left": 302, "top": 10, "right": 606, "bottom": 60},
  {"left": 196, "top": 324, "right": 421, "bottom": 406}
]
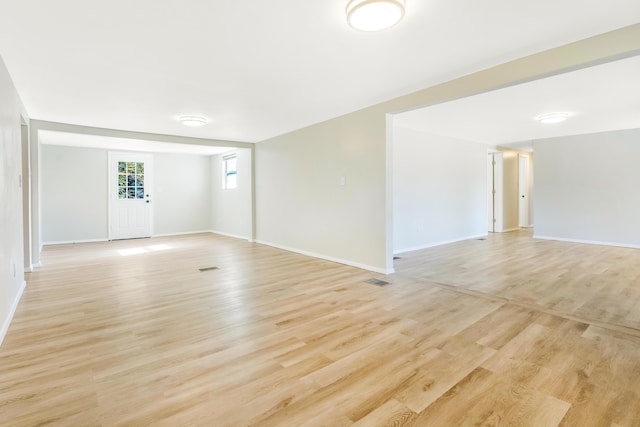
[{"left": 223, "top": 155, "right": 237, "bottom": 189}]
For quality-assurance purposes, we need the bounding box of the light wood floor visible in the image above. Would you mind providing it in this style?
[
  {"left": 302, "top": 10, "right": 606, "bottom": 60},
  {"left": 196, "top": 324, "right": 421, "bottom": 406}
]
[{"left": 1, "top": 231, "right": 640, "bottom": 426}]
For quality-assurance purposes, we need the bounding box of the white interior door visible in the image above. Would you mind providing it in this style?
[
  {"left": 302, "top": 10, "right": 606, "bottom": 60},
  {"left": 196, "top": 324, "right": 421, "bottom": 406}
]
[
  {"left": 518, "top": 154, "right": 530, "bottom": 227},
  {"left": 109, "top": 152, "right": 153, "bottom": 240}
]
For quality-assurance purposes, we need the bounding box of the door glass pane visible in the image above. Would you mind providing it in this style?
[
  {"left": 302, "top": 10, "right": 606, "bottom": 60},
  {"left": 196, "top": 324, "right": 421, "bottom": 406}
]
[{"left": 116, "top": 161, "right": 146, "bottom": 200}]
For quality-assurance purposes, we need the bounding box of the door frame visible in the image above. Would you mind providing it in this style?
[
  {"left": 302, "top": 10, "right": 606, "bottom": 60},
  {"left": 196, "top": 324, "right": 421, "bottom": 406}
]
[
  {"left": 487, "top": 152, "right": 495, "bottom": 232},
  {"left": 107, "top": 151, "right": 154, "bottom": 240},
  {"left": 487, "top": 151, "right": 504, "bottom": 232}
]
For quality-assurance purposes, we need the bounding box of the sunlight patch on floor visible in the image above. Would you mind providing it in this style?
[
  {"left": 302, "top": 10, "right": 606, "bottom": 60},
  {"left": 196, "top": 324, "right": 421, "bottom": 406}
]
[{"left": 118, "top": 244, "right": 172, "bottom": 256}]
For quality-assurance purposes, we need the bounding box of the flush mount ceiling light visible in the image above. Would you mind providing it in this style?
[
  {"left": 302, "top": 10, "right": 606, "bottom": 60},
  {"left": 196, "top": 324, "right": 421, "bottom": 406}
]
[
  {"left": 179, "top": 115, "right": 208, "bottom": 127},
  {"left": 346, "top": 0, "right": 406, "bottom": 32},
  {"left": 536, "top": 112, "right": 570, "bottom": 124}
]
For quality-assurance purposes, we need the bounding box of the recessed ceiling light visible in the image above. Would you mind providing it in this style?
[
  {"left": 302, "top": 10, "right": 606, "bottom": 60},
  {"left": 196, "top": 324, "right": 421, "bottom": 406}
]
[
  {"left": 346, "top": 0, "right": 406, "bottom": 32},
  {"left": 536, "top": 112, "right": 569, "bottom": 124},
  {"left": 179, "top": 115, "right": 208, "bottom": 127}
]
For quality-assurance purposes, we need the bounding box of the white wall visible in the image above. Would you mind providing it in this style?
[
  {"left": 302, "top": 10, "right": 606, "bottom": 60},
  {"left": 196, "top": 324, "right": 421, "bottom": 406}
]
[
  {"left": 41, "top": 145, "right": 108, "bottom": 242},
  {"left": 41, "top": 146, "right": 212, "bottom": 242},
  {"left": 0, "top": 56, "right": 27, "bottom": 345},
  {"left": 256, "top": 108, "right": 388, "bottom": 273},
  {"left": 534, "top": 128, "right": 640, "bottom": 247},
  {"left": 210, "top": 149, "right": 252, "bottom": 239},
  {"left": 393, "top": 127, "right": 488, "bottom": 253},
  {"left": 154, "top": 153, "right": 211, "bottom": 236}
]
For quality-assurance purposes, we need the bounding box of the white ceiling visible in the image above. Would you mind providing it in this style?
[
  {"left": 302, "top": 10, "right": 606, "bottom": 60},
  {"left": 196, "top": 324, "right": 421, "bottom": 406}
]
[
  {"left": 0, "top": 1, "right": 639, "bottom": 144},
  {"left": 39, "top": 131, "right": 233, "bottom": 155},
  {"left": 394, "top": 55, "right": 640, "bottom": 150}
]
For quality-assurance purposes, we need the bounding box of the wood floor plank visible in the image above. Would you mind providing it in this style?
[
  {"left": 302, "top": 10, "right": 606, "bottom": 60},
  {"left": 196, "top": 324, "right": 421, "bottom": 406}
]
[
  {"left": 351, "top": 399, "right": 417, "bottom": 427},
  {"left": 2, "top": 231, "right": 640, "bottom": 425}
]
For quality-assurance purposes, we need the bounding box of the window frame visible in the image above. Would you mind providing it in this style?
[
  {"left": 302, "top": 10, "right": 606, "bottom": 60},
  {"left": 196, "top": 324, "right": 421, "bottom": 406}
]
[{"left": 222, "top": 154, "right": 237, "bottom": 190}]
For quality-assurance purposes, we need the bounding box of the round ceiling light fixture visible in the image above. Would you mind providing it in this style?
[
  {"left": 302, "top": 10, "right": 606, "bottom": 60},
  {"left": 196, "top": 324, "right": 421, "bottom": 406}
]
[
  {"left": 536, "top": 112, "right": 569, "bottom": 124},
  {"left": 179, "top": 115, "right": 208, "bottom": 127},
  {"left": 346, "top": 0, "right": 406, "bottom": 32}
]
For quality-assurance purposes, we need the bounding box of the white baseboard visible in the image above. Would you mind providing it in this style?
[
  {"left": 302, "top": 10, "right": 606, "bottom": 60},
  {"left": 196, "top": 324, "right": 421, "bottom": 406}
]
[
  {"left": 151, "top": 230, "right": 212, "bottom": 238},
  {"left": 533, "top": 235, "right": 640, "bottom": 249},
  {"left": 394, "top": 234, "right": 488, "bottom": 255},
  {"left": 0, "top": 280, "right": 26, "bottom": 348},
  {"left": 209, "top": 230, "right": 252, "bottom": 241},
  {"left": 255, "top": 240, "right": 393, "bottom": 275},
  {"left": 45, "top": 231, "right": 248, "bottom": 244},
  {"left": 43, "top": 238, "right": 108, "bottom": 246}
]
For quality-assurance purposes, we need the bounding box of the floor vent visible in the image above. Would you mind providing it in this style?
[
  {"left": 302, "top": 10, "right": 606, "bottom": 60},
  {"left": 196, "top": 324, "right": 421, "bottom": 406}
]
[
  {"left": 199, "top": 266, "right": 219, "bottom": 272},
  {"left": 393, "top": 256, "right": 401, "bottom": 260},
  {"left": 476, "top": 238, "right": 487, "bottom": 241},
  {"left": 367, "top": 278, "right": 390, "bottom": 286}
]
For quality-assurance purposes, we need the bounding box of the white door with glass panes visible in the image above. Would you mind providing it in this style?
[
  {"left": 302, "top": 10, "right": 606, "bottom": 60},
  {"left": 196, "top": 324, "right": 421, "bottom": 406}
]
[{"left": 109, "top": 152, "right": 153, "bottom": 240}]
